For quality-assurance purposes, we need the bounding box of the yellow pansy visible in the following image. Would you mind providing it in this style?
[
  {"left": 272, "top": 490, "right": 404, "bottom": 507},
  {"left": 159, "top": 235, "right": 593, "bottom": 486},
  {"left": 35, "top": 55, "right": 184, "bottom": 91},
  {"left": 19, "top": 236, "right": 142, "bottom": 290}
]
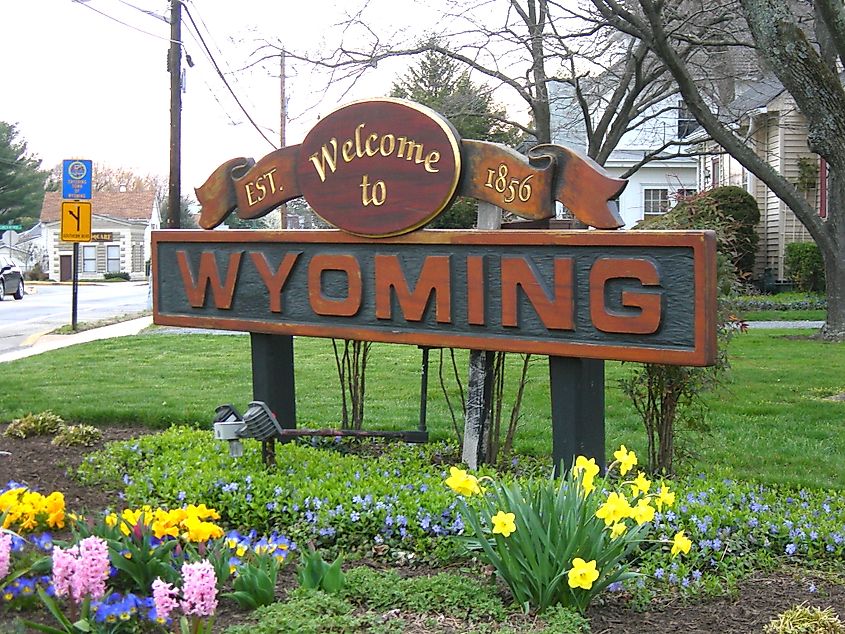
[
  {"left": 595, "top": 491, "right": 632, "bottom": 526},
  {"left": 491, "top": 511, "right": 517, "bottom": 538},
  {"left": 444, "top": 466, "right": 481, "bottom": 497},
  {"left": 613, "top": 445, "right": 637, "bottom": 476},
  {"left": 181, "top": 514, "right": 224, "bottom": 542},
  {"left": 671, "top": 530, "right": 692, "bottom": 557},
  {"left": 567, "top": 558, "right": 600, "bottom": 590}
]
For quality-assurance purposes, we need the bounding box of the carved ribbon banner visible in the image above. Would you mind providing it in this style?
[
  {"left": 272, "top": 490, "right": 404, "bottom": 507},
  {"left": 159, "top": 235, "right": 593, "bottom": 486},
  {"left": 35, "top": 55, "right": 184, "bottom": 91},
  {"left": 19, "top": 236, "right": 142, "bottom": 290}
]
[{"left": 195, "top": 98, "right": 627, "bottom": 235}]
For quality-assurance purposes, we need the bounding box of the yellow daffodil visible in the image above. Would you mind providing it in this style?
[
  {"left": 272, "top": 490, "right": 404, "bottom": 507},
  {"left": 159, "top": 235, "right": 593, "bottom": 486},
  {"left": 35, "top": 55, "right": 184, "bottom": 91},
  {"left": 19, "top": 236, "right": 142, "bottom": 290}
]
[
  {"left": 595, "top": 491, "right": 632, "bottom": 526},
  {"left": 610, "top": 522, "right": 628, "bottom": 539},
  {"left": 567, "top": 558, "right": 600, "bottom": 590},
  {"left": 630, "top": 498, "right": 656, "bottom": 525},
  {"left": 655, "top": 485, "right": 675, "bottom": 511},
  {"left": 613, "top": 445, "right": 637, "bottom": 476},
  {"left": 629, "top": 471, "right": 651, "bottom": 497},
  {"left": 491, "top": 511, "right": 517, "bottom": 538},
  {"left": 573, "top": 456, "right": 600, "bottom": 495},
  {"left": 671, "top": 530, "right": 692, "bottom": 557},
  {"left": 444, "top": 466, "right": 481, "bottom": 497}
]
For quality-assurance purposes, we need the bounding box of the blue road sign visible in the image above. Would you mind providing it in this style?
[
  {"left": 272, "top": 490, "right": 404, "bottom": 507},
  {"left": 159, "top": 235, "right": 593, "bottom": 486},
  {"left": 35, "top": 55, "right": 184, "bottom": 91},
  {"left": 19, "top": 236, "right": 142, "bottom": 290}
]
[{"left": 62, "top": 159, "right": 93, "bottom": 200}]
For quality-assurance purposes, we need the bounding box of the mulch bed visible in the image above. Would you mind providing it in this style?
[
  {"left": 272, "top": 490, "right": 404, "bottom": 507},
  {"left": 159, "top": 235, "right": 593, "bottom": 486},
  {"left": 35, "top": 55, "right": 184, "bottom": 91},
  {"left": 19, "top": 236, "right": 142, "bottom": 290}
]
[{"left": 1, "top": 427, "right": 844, "bottom": 632}]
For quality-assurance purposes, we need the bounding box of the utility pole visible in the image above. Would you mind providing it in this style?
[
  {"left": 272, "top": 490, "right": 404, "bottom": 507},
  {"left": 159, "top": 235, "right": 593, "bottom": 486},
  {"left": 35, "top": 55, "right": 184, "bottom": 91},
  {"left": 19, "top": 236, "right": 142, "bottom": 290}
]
[
  {"left": 167, "top": 0, "right": 182, "bottom": 229},
  {"left": 279, "top": 50, "right": 287, "bottom": 229}
]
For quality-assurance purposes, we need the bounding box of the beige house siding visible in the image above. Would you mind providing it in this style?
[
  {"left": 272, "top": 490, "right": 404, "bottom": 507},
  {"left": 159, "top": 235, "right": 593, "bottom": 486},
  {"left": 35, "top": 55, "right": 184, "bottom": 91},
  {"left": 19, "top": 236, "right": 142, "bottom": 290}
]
[{"left": 745, "top": 94, "right": 816, "bottom": 280}]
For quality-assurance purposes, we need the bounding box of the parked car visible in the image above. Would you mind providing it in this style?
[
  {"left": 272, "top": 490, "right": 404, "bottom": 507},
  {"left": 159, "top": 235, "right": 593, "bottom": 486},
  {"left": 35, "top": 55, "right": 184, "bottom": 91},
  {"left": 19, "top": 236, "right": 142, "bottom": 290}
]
[{"left": 0, "top": 256, "right": 24, "bottom": 301}]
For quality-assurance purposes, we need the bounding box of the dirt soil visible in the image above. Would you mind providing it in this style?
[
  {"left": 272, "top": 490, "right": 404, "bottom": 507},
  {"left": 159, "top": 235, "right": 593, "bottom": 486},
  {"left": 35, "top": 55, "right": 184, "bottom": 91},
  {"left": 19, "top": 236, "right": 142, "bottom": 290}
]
[{"left": 1, "top": 428, "right": 844, "bottom": 633}]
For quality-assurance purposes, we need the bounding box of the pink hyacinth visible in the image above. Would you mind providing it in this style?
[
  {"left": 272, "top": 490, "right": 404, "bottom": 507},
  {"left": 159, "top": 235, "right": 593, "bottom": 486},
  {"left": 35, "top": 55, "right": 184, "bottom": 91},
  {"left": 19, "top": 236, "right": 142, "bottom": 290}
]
[
  {"left": 152, "top": 578, "right": 179, "bottom": 623},
  {"left": 0, "top": 533, "right": 11, "bottom": 579},
  {"left": 179, "top": 560, "right": 218, "bottom": 617},
  {"left": 50, "top": 536, "right": 110, "bottom": 603},
  {"left": 72, "top": 536, "right": 109, "bottom": 602},
  {"left": 50, "top": 545, "right": 78, "bottom": 599}
]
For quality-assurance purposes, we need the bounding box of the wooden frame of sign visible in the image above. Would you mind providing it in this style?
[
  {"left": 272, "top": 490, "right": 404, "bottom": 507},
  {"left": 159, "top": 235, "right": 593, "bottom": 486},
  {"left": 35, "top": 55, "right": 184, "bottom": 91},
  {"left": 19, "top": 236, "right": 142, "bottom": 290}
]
[{"left": 154, "top": 98, "right": 718, "bottom": 472}]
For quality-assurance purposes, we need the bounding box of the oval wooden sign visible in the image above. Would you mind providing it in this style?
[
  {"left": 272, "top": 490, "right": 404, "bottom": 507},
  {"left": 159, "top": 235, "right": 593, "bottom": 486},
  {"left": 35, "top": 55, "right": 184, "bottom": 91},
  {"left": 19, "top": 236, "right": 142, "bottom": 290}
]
[{"left": 296, "top": 99, "right": 462, "bottom": 237}]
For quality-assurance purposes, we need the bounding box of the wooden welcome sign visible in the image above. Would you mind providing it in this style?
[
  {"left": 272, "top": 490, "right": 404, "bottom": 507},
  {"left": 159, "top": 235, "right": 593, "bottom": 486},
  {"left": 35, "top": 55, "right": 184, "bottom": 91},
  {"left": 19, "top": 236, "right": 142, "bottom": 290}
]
[{"left": 152, "top": 98, "right": 716, "bottom": 468}]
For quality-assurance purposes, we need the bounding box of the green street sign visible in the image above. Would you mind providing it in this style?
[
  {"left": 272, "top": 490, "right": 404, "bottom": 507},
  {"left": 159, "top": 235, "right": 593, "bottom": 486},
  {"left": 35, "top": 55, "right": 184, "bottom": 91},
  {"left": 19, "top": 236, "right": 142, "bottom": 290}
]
[{"left": 0, "top": 224, "right": 23, "bottom": 231}]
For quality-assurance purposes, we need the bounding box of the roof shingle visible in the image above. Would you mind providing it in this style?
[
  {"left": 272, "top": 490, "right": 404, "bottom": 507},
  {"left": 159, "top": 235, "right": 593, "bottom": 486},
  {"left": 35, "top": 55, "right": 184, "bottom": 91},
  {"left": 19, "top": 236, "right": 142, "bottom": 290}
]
[{"left": 40, "top": 190, "right": 156, "bottom": 223}]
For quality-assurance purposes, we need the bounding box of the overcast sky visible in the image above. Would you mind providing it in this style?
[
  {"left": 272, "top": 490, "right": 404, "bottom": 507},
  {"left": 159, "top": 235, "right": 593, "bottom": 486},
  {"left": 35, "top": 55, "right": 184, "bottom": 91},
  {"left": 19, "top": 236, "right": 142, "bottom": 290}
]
[{"left": 1, "top": 0, "right": 444, "bottom": 197}]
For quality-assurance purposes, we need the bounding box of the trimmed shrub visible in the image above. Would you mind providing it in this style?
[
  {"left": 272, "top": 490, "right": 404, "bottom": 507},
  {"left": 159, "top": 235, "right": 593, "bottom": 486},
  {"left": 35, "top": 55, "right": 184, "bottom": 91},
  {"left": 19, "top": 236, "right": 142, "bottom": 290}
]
[
  {"left": 708, "top": 186, "right": 761, "bottom": 277},
  {"left": 103, "top": 271, "right": 131, "bottom": 281},
  {"left": 639, "top": 186, "right": 760, "bottom": 280},
  {"left": 785, "top": 242, "right": 826, "bottom": 292}
]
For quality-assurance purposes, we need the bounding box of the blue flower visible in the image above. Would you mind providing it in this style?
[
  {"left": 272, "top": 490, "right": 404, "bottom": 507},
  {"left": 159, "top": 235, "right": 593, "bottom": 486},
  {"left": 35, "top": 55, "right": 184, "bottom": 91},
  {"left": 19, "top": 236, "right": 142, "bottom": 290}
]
[{"left": 785, "top": 543, "right": 797, "bottom": 556}]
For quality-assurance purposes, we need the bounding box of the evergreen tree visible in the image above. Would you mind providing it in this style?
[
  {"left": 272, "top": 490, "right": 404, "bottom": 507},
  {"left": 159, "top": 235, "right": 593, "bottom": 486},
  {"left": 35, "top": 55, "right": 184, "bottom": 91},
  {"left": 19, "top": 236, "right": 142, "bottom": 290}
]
[
  {"left": 391, "top": 44, "right": 519, "bottom": 228},
  {"left": 0, "top": 122, "right": 47, "bottom": 229},
  {"left": 391, "top": 44, "right": 518, "bottom": 146}
]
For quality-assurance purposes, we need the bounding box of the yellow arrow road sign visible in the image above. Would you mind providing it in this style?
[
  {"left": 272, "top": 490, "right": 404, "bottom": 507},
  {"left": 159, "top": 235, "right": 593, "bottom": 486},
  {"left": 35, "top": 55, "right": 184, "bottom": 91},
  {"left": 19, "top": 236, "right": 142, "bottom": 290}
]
[{"left": 61, "top": 201, "right": 92, "bottom": 242}]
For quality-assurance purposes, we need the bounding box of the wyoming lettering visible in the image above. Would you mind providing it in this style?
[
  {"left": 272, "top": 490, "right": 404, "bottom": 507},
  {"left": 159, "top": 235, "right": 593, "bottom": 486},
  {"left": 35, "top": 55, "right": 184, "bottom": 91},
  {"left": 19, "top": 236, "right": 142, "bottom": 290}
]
[{"left": 152, "top": 229, "right": 716, "bottom": 366}]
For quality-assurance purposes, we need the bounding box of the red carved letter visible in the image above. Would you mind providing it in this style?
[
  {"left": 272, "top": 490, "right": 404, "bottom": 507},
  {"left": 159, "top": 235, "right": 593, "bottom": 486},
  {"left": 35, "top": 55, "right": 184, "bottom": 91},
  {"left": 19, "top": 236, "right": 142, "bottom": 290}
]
[
  {"left": 501, "top": 257, "right": 574, "bottom": 330},
  {"left": 375, "top": 255, "right": 452, "bottom": 323},
  {"left": 176, "top": 250, "right": 241, "bottom": 309},
  {"left": 251, "top": 252, "right": 300, "bottom": 313},
  {"left": 308, "top": 254, "right": 363, "bottom": 317},
  {"left": 590, "top": 258, "right": 662, "bottom": 334}
]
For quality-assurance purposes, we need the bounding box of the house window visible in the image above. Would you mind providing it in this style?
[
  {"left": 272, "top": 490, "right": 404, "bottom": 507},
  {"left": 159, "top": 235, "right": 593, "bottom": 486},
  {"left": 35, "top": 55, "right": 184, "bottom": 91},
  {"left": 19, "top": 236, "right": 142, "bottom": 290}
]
[
  {"left": 674, "top": 188, "right": 697, "bottom": 203},
  {"left": 82, "top": 245, "right": 97, "bottom": 273},
  {"left": 677, "top": 100, "right": 699, "bottom": 138},
  {"left": 107, "top": 245, "right": 121, "bottom": 273},
  {"left": 643, "top": 188, "right": 670, "bottom": 217}
]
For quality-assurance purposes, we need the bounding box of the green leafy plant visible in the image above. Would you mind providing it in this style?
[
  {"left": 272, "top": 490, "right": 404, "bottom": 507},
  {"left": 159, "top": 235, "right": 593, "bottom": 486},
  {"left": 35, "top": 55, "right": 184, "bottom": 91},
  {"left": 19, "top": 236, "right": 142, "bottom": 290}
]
[
  {"left": 342, "top": 566, "right": 506, "bottom": 622},
  {"left": 764, "top": 604, "right": 845, "bottom": 633},
  {"left": 447, "top": 448, "right": 689, "bottom": 613},
  {"left": 296, "top": 548, "right": 345, "bottom": 594},
  {"left": 223, "top": 588, "right": 392, "bottom": 634},
  {"left": 4, "top": 411, "right": 64, "bottom": 439},
  {"left": 51, "top": 425, "right": 103, "bottom": 448},
  {"left": 223, "top": 552, "right": 280, "bottom": 609}
]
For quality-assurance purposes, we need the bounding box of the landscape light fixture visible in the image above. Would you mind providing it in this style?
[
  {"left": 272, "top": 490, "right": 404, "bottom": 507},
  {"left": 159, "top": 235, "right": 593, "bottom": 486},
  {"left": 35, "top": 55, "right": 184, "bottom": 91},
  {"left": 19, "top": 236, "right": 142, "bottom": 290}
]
[{"left": 212, "top": 401, "right": 284, "bottom": 458}]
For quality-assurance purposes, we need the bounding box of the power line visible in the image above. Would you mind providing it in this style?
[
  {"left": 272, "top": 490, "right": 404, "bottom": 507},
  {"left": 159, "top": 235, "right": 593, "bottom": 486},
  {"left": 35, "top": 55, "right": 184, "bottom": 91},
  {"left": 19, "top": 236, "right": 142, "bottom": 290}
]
[
  {"left": 71, "top": 0, "right": 173, "bottom": 43},
  {"left": 180, "top": 3, "right": 277, "bottom": 149},
  {"left": 111, "top": 0, "right": 168, "bottom": 23},
  {"left": 184, "top": 0, "right": 263, "bottom": 119}
]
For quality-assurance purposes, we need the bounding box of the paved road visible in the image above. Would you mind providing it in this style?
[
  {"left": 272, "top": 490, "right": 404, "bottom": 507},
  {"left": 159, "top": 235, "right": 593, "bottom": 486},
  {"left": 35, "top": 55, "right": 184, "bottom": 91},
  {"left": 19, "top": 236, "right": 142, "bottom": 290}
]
[{"left": 0, "top": 281, "right": 150, "bottom": 355}]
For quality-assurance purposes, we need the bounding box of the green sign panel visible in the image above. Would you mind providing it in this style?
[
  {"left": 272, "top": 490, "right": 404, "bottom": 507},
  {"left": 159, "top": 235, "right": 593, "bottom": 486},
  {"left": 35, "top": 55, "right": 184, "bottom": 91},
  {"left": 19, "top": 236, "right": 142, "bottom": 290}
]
[{"left": 0, "top": 224, "right": 23, "bottom": 231}]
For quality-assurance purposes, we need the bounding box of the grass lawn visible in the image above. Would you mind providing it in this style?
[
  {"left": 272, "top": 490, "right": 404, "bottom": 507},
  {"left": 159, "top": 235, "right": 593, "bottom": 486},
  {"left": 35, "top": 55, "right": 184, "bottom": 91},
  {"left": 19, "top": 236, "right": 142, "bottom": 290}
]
[{"left": 1, "top": 328, "right": 843, "bottom": 490}]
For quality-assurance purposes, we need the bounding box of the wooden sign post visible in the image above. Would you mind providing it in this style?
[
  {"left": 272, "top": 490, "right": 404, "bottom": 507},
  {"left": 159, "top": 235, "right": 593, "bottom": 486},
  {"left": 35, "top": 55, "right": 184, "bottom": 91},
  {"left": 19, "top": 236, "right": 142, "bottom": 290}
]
[{"left": 153, "top": 98, "right": 717, "bottom": 471}]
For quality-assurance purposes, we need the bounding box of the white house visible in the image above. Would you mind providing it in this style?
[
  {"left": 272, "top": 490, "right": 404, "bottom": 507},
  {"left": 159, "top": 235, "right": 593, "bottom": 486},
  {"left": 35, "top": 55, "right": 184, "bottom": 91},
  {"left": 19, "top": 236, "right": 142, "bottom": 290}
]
[
  {"left": 548, "top": 83, "right": 699, "bottom": 228},
  {"left": 38, "top": 190, "right": 160, "bottom": 281}
]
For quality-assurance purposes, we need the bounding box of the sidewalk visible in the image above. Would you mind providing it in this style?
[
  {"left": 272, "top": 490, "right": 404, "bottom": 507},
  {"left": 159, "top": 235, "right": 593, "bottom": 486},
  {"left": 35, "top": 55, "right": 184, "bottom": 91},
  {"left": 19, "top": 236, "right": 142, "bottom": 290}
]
[
  {"left": 745, "top": 320, "right": 824, "bottom": 329},
  {"left": 0, "top": 316, "right": 153, "bottom": 363}
]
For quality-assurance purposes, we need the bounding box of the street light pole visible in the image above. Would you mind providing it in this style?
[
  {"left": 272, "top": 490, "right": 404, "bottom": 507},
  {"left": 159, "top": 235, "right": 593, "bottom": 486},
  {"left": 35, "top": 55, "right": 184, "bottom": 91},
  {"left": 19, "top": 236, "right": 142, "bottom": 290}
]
[{"left": 167, "top": 0, "right": 182, "bottom": 229}]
